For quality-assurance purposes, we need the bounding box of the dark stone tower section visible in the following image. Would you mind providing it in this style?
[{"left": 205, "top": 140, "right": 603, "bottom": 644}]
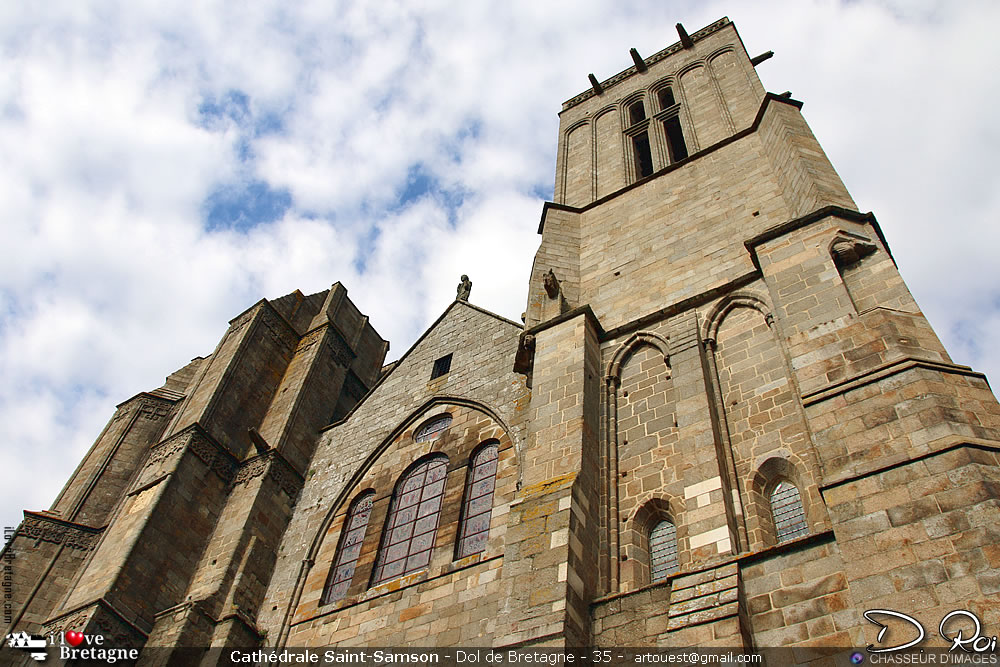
[
  {"left": 1, "top": 284, "right": 387, "bottom": 660},
  {"left": 2, "top": 381, "right": 191, "bottom": 635}
]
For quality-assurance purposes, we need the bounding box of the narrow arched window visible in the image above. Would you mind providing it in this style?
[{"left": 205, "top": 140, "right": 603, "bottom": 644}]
[
  {"left": 457, "top": 442, "right": 499, "bottom": 558},
  {"left": 657, "top": 87, "right": 676, "bottom": 110},
  {"left": 624, "top": 99, "right": 654, "bottom": 180},
  {"left": 632, "top": 132, "right": 654, "bottom": 178},
  {"left": 771, "top": 481, "right": 808, "bottom": 543},
  {"left": 627, "top": 100, "right": 646, "bottom": 126},
  {"left": 663, "top": 115, "right": 688, "bottom": 162},
  {"left": 321, "top": 491, "right": 374, "bottom": 605},
  {"left": 649, "top": 520, "right": 679, "bottom": 581},
  {"left": 372, "top": 455, "right": 449, "bottom": 584},
  {"left": 415, "top": 414, "right": 452, "bottom": 443}
]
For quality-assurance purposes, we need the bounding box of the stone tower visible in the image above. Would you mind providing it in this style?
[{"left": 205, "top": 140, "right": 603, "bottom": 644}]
[
  {"left": 516, "top": 17, "right": 1000, "bottom": 647},
  {"left": 3, "top": 17, "right": 999, "bottom": 662},
  {"left": 2, "top": 284, "right": 390, "bottom": 655}
]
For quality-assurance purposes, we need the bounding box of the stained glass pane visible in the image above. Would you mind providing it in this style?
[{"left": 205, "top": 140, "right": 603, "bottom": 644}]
[
  {"left": 407, "top": 550, "right": 431, "bottom": 570},
  {"left": 327, "top": 581, "right": 349, "bottom": 601},
  {"left": 372, "top": 456, "right": 449, "bottom": 584},
  {"left": 458, "top": 443, "right": 500, "bottom": 558},
  {"left": 467, "top": 494, "right": 492, "bottom": 516},
  {"left": 650, "top": 520, "right": 679, "bottom": 582},
  {"left": 771, "top": 481, "right": 808, "bottom": 543},
  {"left": 473, "top": 459, "right": 498, "bottom": 482},
  {"left": 393, "top": 506, "right": 415, "bottom": 526},
  {"left": 413, "top": 514, "right": 438, "bottom": 536},
  {"left": 340, "top": 542, "right": 361, "bottom": 562},
  {"left": 399, "top": 489, "right": 421, "bottom": 509},
  {"left": 321, "top": 492, "right": 374, "bottom": 605},
  {"left": 390, "top": 523, "right": 414, "bottom": 545},
  {"left": 470, "top": 478, "right": 493, "bottom": 499},
  {"left": 424, "top": 479, "right": 446, "bottom": 498},
  {"left": 464, "top": 532, "right": 487, "bottom": 554},
  {"left": 417, "top": 497, "right": 439, "bottom": 517}
]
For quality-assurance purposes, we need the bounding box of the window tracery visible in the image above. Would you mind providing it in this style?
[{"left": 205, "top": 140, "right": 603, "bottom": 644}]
[
  {"left": 415, "top": 414, "right": 452, "bottom": 443},
  {"left": 321, "top": 491, "right": 374, "bottom": 605},
  {"left": 371, "top": 455, "right": 449, "bottom": 584},
  {"left": 771, "top": 480, "right": 808, "bottom": 543},
  {"left": 457, "top": 442, "right": 499, "bottom": 558},
  {"left": 649, "top": 519, "right": 679, "bottom": 581}
]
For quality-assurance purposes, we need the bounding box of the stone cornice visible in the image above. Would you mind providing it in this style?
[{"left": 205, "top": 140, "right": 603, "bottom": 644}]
[
  {"left": 141, "top": 424, "right": 239, "bottom": 484},
  {"left": 17, "top": 512, "right": 104, "bottom": 550},
  {"left": 561, "top": 17, "right": 732, "bottom": 111},
  {"left": 232, "top": 448, "right": 305, "bottom": 499}
]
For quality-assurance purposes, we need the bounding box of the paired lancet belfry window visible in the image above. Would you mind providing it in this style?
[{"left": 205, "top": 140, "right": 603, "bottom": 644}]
[
  {"left": 770, "top": 481, "right": 808, "bottom": 543},
  {"left": 624, "top": 86, "right": 689, "bottom": 184},
  {"left": 627, "top": 100, "right": 654, "bottom": 179},
  {"left": 321, "top": 430, "right": 502, "bottom": 605},
  {"left": 649, "top": 519, "right": 680, "bottom": 582},
  {"left": 657, "top": 86, "right": 688, "bottom": 163}
]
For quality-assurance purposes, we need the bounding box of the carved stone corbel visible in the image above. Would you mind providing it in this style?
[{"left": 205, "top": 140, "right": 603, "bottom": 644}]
[
  {"left": 513, "top": 333, "right": 536, "bottom": 385},
  {"left": 543, "top": 269, "right": 560, "bottom": 299},
  {"left": 831, "top": 238, "right": 876, "bottom": 268}
]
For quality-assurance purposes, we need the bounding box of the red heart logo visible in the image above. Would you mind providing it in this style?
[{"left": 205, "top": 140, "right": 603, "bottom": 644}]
[{"left": 65, "top": 631, "right": 84, "bottom": 647}]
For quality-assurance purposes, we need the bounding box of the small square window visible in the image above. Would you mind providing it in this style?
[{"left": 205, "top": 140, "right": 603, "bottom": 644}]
[{"left": 431, "top": 354, "right": 452, "bottom": 380}]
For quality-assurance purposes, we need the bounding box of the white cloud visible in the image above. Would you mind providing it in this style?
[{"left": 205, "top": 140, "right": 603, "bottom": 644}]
[{"left": 1, "top": 1, "right": 998, "bottom": 545}]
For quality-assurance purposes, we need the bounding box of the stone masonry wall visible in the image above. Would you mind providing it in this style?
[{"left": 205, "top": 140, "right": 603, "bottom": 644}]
[{"left": 257, "top": 301, "right": 527, "bottom": 645}]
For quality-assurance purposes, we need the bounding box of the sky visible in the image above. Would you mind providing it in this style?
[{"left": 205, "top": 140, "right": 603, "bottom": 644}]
[{"left": 2, "top": 0, "right": 999, "bottom": 537}]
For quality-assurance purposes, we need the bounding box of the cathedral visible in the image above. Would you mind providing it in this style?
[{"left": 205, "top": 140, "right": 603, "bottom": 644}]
[{"left": 4, "top": 17, "right": 1000, "bottom": 662}]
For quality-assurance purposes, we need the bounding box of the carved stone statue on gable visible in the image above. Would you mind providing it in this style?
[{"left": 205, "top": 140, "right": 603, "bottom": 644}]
[{"left": 457, "top": 275, "right": 472, "bottom": 301}]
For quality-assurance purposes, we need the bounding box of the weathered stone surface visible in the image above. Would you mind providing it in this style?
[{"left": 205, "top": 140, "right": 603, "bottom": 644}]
[{"left": 5, "top": 17, "right": 999, "bottom": 656}]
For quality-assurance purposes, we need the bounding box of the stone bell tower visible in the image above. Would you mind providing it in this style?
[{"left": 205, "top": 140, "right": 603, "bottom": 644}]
[{"left": 515, "top": 17, "right": 1000, "bottom": 648}]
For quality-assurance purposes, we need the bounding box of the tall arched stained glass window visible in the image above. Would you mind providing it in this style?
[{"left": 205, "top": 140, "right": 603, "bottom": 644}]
[
  {"left": 321, "top": 491, "right": 374, "bottom": 605},
  {"left": 771, "top": 481, "right": 808, "bottom": 543},
  {"left": 372, "top": 455, "right": 449, "bottom": 584},
  {"left": 457, "top": 442, "right": 499, "bottom": 558},
  {"left": 649, "top": 519, "right": 679, "bottom": 582}
]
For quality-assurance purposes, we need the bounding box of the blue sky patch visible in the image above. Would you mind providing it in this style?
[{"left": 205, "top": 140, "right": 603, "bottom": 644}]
[
  {"left": 533, "top": 184, "right": 554, "bottom": 201},
  {"left": 197, "top": 89, "right": 251, "bottom": 128},
  {"left": 400, "top": 163, "right": 436, "bottom": 206},
  {"left": 204, "top": 180, "right": 292, "bottom": 232}
]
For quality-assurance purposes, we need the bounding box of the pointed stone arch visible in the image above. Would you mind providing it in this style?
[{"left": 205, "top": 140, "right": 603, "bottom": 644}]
[
  {"left": 607, "top": 330, "right": 670, "bottom": 383},
  {"left": 699, "top": 289, "right": 778, "bottom": 555},
  {"left": 702, "top": 290, "right": 774, "bottom": 344},
  {"left": 561, "top": 118, "right": 593, "bottom": 205},
  {"left": 603, "top": 330, "right": 672, "bottom": 594},
  {"left": 280, "top": 395, "right": 521, "bottom": 640},
  {"left": 748, "top": 454, "right": 813, "bottom": 548},
  {"left": 306, "top": 395, "right": 519, "bottom": 566},
  {"left": 621, "top": 496, "right": 684, "bottom": 589},
  {"left": 593, "top": 105, "right": 624, "bottom": 198}
]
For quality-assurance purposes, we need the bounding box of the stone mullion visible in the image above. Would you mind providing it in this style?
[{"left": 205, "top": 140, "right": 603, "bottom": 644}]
[{"left": 604, "top": 374, "right": 621, "bottom": 593}]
